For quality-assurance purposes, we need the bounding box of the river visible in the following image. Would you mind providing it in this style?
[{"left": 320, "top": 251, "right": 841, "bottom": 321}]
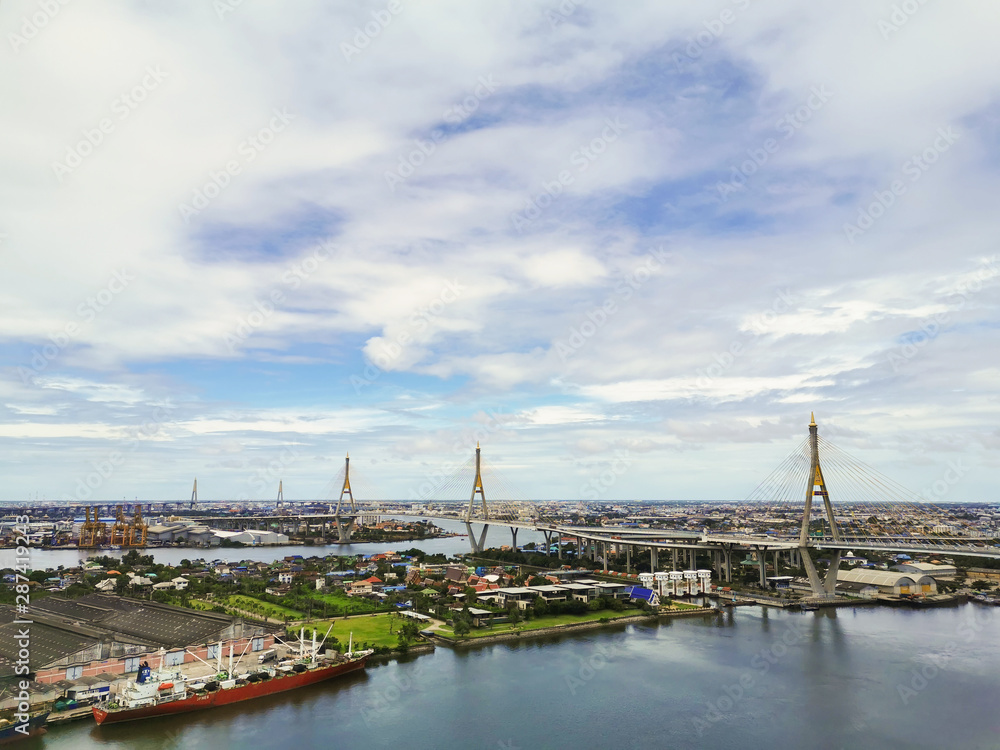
[
  {"left": 36, "top": 603, "right": 1000, "bottom": 749},
  {"left": 3, "top": 518, "right": 547, "bottom": 570}
]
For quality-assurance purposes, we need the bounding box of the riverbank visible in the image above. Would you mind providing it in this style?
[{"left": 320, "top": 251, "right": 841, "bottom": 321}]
[
  {"left": 368, "top": 642, "right": 435, "bottom": 664},
  {"left": 429, "top": 605, "right": 717, "bottom": 648},
  {"left": 877, "top": 592, "right": 967, "bottom": 608},
  {"left": 713, "top": 592, "right": 880, "bottom": 609}
]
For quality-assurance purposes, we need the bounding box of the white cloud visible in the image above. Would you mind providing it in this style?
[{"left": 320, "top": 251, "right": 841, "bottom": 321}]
[{"left": 1, "top": 1, "right": 999, "bottom": 500}]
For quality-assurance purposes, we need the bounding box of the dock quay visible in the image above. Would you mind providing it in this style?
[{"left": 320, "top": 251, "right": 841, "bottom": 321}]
[
  {"left": 713, "top": 593, "right": 799, "bottom": 608},
  {"left": 46, "top": 706, "right": 95, "bottom": 725}
]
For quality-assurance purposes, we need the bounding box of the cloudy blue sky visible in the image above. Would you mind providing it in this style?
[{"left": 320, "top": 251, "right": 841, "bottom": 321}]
[{"left": 1, "top": 1, "right": 998, "bottom": 503}]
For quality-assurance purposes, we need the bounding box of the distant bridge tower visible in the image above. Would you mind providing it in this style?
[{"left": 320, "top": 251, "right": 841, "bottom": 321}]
[
  {"left": 335, "top": 453, "right": 357, "bottom": 543},
  {"left": 465, "top": 443, "right": 490, "bottom": 552},
  {"left": 276, "top": 480, "right": 284, "bottom": 509},
  {"left": 190, "top": 479, "right": 198, "bottom": 510},
  {"left": 799, "top": 413, "right": 843, "bottom": 599}
]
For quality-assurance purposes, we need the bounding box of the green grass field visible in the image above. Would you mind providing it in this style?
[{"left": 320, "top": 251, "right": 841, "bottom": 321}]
[
  {"left": 226, "top": 595, "right": 305, "bottom": 620},
  {"left": 293, "top": 613, "right": 402, "bottom": 650},
  {"left": 436, "top": 610, "right": 641, "bottom": 639},
  {"left": 307, "top": 591, "right": 387, "bottom": 615}
]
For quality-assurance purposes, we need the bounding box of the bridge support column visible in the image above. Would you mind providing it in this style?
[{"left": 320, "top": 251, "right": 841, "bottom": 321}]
[
  {"left": 672, "top": 548, "right": 678, "bottom": 571},
  {"left": 800, "top": 546, "right": 825, "bottom": 598},
  {"left": 724, "top": 545, "right": 733, "bottom": 583},
  {"left": 511, "top": 527, "right": 518, "bottom": 549},
  {"left": 336, "top": 516, "right": 356, "bottom": 543},
  {"left": 603, "top": 542, "right": 608, "bottom": 573},
  {"left": 542, "top": 530, "right": 551, "bottom": 554},
  {"left": 466, "top": 523, "right": 490, "bottom": 553},
  {"left": 626, "top": 545, "right": 631, "bottom": 573},
  {"left": 798, "top": 414, "right": 842, "bottom": 599},
  {"left": 823, "top": 550, "right": 842, "bottom": 596},
  {"left": 650, "top": 547, "right": 658, "bottom": 571},
  {"left": 758, "top": 548, "right": 767, "bottom": 588},
  {"left": 557, "top": 534, "right": 562, "bottom": 560}
]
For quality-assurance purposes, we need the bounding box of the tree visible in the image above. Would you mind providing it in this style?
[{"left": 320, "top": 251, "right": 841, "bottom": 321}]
[
  {"left": 453, "top": 616, "right": 471, "bottom": 637},
  {"left": 463, "top": 586, "right": 478, "bottom": 606},
  {"left": 396, "top": 631, "right": 410, "bottom": 652},
  {"left": 400, "top": 621, "right": 420, "bottom": 642}
]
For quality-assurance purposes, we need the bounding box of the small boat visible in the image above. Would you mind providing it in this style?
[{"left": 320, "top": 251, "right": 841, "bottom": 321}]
[
  {"left": 799, "top": 602, "right": 819, "bottom": 611},
  {"left": 0, "top": 712, "right": 49, "bottom": 744}
]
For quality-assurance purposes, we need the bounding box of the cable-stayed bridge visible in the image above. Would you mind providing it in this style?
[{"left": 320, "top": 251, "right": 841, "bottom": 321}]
[
  {"left": 354, "top": 415, "right": 998, "bottom": 599},
  {"left": 180, "top": 415, "right": 997, "bottom": 600}
]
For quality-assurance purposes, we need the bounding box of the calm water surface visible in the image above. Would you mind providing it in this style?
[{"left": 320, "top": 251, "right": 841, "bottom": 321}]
[
  {"left": 33, "top": 604, "right": 1000, "bottom": 750},
  {"left": 4, "top": 518, "right": 543, "bottom": 569}
]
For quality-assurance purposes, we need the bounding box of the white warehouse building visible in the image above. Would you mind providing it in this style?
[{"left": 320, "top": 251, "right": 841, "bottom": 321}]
[
  {"left": 837, "top": 568, "right": 936, "bottom": 596},
  {"left": 213, "top": 529, "right": 289, "bottom": 546}
]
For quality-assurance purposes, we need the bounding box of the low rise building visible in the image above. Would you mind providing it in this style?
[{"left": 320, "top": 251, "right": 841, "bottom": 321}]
[
  {"left": 348, "top": 576, "right": 383, "bottom": 596},
  {"left": 836, "top": 581, "right": 879, "bottom": 599},
  {"left": 557, "top": 582, "right": 599, "bottom": 602},
  {"left": 494, "top": 587, "right": 536, "bottom": 610},
  {"left": 892, "top": 562, "right": 957, "bottom": 579},
  {"left": 525, "top": 585, "right": 570, "bottom": 603},
  {"left": 837, "top": 568, "right": 936, "bottom": 596}
]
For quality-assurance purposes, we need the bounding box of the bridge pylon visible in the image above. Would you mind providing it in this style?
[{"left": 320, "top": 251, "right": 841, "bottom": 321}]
[
  {"left": 276, "top": 480, "right": 283, "bottom": 509},
  {"left": 799, "top": 413, "right": 842, "bottom": 599},
  {"left": 465, "top": 443, "right": 490, "bottom": 552},
  {"left": 190, "top": 478, "right": 197, "bottom": 510},
  {"left": 335, "top": 453, "right": 357, "bottom": 543}
]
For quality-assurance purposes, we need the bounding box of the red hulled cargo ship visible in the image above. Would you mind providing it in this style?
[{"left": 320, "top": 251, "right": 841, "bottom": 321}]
[{"left": 92, "top": 643, "right": 371, "bottom": 726}]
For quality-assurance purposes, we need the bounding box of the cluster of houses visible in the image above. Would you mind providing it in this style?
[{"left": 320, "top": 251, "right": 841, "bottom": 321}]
[
  {"left": 93, "top": 571, "right": 190, "bottom": 593},
  {"left": 479, "top": 579, "right": 651, "bottom": 609},
  {"left": 2, "top": 562, "right": 191, "bottom": 595},
  {"left": 403, "top": 563, "right": 664, "bottom": 611},
  {"left": 406, "top": 564, "right": 510, "bottom": 595}
]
